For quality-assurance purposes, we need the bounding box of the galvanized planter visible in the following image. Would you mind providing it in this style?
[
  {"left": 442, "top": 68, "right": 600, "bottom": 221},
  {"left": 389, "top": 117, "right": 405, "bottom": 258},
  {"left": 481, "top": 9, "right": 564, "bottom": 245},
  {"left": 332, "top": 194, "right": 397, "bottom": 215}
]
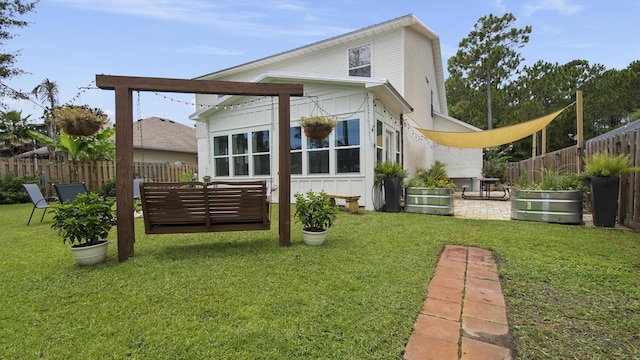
[
  {"left": 404, "top": 187, "right": 454, "bottom": 216},
  {"left": 511, "top": 189, "right": 583, "bottom": 224}
]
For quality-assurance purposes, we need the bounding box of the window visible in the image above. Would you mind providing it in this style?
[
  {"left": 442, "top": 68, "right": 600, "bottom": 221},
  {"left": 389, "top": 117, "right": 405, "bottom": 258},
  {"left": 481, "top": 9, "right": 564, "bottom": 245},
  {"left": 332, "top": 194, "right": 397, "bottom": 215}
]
[
  {"left": 376, "top": 120, "right": 383, "bottom": 162},
  {"left": 252, "top": 130, "right": 270, "bottom": 176},
  {"left": 335, "top": 119, "right": 360, "bottom": 173},
  {"left": 290, "top": 126, "right": 302, "bottom": 175},
  {"left": 307, "top": 137, "right": 329, "bottom": 174},
  {"left": 213, "top": 130, "right": 270, "bottom": 177},
  {"left": 213, "top": 135, "right": 229, "bottom": 176},
  {"left": 349, "top": 45, "right": 371, "bottom": 77},
  {"left": 232, "top": 133, "right": 248, "bottom": 176},
  {"left": 396, "top": 130, "right": 401, "bottom": 163}
]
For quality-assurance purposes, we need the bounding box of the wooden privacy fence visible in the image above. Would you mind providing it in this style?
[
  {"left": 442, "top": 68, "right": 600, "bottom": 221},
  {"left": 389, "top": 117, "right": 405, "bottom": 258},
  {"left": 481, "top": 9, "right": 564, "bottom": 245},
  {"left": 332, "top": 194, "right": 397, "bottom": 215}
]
[
  {"left": 507, "top": 126, "right": 640, "bottom": 229},
  {"left": 0, "top": 158, "right": 198, "bottom": 197}
]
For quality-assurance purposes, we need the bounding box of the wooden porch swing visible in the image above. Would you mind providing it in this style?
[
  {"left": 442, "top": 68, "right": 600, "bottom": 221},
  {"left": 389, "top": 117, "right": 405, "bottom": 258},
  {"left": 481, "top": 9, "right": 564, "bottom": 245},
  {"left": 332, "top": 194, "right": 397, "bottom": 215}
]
[
  {"left": 96, "top": 75, "right": 303, "bottom": 262},
  {"left": 140, "top": 180, "right": 270, "bottom": 234}
]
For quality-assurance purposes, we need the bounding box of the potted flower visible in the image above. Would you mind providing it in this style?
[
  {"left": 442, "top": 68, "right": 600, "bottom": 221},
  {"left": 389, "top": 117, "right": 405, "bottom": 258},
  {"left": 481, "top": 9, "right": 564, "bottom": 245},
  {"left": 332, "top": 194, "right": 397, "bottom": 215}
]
[
  {"left": 300, "top": 115, "right": 338, "bottom": 140},
  {"left": 511, "top": 169, "right": 585, "bottom": 224},
  {"left": 374, "top": 161, "right": 408, "bottom": 213},
  {"left": 294, "top": 190, "right": 338, "bottom": 246},
  {"left": 52, "top": 192, "right": 117, "bottom": 265},
  {"left": 404, "top": 161, "right": 456, "bottom": 215},
  {"left": 51, "top": 104, "right": 107, "bottom": 136},
  {"left": 583, "top": 151, "right": 640, "bottom": 227}
]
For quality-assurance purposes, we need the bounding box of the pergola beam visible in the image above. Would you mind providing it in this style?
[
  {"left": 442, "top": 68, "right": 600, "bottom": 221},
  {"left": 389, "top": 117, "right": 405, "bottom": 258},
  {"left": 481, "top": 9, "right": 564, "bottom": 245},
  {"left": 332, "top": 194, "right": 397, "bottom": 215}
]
[{"left": 96, "top": 74, "right": 303, "bottom": 261}]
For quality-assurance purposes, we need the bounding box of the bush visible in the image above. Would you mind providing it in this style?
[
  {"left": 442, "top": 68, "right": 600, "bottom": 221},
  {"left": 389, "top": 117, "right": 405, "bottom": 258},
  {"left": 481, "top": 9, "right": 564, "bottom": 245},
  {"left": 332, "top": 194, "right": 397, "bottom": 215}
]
[
  {"left": 101, "top": 178, "right": 116, "bottom": 198},
  {"left": 0, "top": 172, "right": 41, "bottom": 204}
]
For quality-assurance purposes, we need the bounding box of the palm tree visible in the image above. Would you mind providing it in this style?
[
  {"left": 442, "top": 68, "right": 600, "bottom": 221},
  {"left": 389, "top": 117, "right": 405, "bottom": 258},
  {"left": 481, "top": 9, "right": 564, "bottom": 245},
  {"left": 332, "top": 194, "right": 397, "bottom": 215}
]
[
  {"left": 0, "top": 109, "right": 33, "bottom": 156},
  {"left": 31, "top": 78, "right": 59, "bottom": 157}
]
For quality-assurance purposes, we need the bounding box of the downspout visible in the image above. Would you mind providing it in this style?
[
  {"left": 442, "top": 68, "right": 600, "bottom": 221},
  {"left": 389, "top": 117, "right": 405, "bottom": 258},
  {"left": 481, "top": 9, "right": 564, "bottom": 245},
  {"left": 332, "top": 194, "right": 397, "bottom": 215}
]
[{"left": 400, "top": 113, "right": 404, "bottom": 167}]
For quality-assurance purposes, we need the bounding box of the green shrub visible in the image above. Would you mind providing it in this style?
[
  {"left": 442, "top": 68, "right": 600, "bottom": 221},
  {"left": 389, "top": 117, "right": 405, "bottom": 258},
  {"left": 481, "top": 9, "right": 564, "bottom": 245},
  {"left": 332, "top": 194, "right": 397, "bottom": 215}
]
[
  {"left": 101, "top": 178, "right": 116, "bottom": 198},
  {"left": 0, "top": 172, "right": 41, "bottom": 204},
  {"left": 406, "top": 161, "right": 456, "bottom": 189},
  {"left": 374, "top": 161, "right": 408, "bottom": 185},
  {"left": 584, "top": 150, "right": 640, "bottom": 177}
]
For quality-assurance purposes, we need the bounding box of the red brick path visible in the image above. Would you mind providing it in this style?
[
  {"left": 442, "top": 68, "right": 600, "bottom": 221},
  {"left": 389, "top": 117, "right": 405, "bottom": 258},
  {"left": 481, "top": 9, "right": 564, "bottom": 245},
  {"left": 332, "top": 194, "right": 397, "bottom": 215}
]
[{"left": 404, "top": 245, "right": 513, "bottom": 360}]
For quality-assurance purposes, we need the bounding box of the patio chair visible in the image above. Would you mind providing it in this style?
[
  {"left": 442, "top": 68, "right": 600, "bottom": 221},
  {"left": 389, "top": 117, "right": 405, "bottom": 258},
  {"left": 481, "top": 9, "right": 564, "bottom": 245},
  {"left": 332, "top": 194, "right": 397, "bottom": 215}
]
[
  {"left": 53, "top": 182, "right": 88, "bottom": 203},
  {"left": 23, "top": 183, "right": 58, "bottom": 225},
  {"left": 133, "top": 178, "right": 145, "bottom": 213}
]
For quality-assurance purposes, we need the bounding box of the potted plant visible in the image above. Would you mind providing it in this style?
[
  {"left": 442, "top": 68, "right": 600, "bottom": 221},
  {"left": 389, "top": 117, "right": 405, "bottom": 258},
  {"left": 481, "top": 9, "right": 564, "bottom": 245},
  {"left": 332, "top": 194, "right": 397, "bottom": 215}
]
[
  {"left": 374, "top": 161, "right": 408, "bottom": 213},
  {"left": 51, "top": 104, "right": 108, "bottom": 136},
  {"left": 52, "top": 192, "right": 117, "bottom": 265},
  {"left": 404, "top": 161, "right": 456, "bottom": 215},
  {"left": 583, "top": 151, "right": 640, "bottom": 227},
  {"left": 300, "top": 115, "right": 338, "bottom": 140},
  {"left": 294, "top": 190, "right": 338, "bottom": 246},
  {"left": 511, "top": 169, "right": 585, "bottom": 224}
]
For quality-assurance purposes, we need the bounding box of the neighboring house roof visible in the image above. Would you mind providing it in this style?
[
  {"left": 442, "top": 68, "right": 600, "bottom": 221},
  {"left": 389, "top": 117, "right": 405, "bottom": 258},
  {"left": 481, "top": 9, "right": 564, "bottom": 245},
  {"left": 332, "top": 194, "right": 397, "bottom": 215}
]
[
  {"left": 190, "top": 71, "right": 413, "bottom": 121},
  {"left": 134, "top": 117, "right": 196, "bottom": 153},
  {"left": 586, "top": 119, "right": 640, "bottom": 143},
  {"left": 194, "top": 14, "right": 447, "bottom": 114}
]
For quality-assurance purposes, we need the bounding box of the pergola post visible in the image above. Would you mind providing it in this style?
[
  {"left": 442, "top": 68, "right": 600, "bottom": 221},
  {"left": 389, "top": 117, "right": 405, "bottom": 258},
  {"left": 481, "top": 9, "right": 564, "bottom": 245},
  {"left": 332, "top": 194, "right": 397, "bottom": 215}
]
[{"left": 96, "top": 75, "right": 303, "bottom": 261}]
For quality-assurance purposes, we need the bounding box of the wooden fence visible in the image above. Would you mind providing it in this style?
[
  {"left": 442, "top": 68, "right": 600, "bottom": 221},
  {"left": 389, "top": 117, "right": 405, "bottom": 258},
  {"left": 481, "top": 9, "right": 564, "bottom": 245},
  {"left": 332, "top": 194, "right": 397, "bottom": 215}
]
[
  {"left": 507, "top": 126, "right": 640, "bottom": 229},
  {"left": 0, "top": 158, "right": 198, "bottom": 197}
]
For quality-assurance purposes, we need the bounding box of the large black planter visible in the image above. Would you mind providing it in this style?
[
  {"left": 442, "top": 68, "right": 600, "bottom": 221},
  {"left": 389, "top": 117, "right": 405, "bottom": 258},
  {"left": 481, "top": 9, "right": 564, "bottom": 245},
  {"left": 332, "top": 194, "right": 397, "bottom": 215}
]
[
  {"left": 590, "top": 176, "right": 620, "bottom": 227},
  {"left": 383, "top": 177, "right": 402, "bottom": 213}
]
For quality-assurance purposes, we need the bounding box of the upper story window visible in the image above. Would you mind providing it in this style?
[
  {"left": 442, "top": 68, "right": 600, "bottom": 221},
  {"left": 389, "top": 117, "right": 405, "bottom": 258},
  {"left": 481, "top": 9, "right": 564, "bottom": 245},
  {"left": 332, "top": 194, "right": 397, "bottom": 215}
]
[{"left": 349, "top": 45, "right": 371, "bottom": 77}]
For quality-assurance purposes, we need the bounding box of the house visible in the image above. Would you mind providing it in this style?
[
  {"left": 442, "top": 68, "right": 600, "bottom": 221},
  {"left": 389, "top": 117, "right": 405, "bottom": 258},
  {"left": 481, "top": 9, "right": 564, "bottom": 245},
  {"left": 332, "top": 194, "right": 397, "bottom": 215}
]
[
  {"left": 189, "top": 14, "right": 482, "bottom": 210},
  {"left": 133, "top": 117, "right": 197, "bottom": 165}
]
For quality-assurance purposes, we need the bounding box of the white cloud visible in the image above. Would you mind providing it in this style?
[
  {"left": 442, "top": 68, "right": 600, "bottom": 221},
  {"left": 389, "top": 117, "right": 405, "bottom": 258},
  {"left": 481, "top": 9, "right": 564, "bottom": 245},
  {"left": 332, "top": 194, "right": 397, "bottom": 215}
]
[
  {"left": 49, "top": 0, "right": 343, "bottom": 39},
  {"left": 523, "top": 0, "right": 582, "bottom": 16}
]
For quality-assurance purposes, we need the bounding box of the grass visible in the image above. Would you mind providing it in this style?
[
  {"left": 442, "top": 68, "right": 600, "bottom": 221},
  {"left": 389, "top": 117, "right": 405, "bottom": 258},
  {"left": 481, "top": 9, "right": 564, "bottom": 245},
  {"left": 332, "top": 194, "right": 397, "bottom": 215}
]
[{"left": 0, "top": 203, "right": 639, "bottom": 359}]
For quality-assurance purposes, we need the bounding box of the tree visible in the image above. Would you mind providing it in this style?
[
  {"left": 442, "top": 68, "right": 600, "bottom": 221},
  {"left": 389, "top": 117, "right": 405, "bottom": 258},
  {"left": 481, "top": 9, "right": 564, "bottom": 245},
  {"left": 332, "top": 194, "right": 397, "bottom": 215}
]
[
  {"left": 0, "top": 0, "right": 38, "bottom": 105},
  {"left": 27, "top": 126, "right": 115, "bottom": 181},
  {"left": 447, "top": 13, "right": 531, "bottom": 129},
  {"left": 0, "top": 109, "right": 33, "bottom": 155},
  {"left": 31, "top": 78, "right": 59, "bottom": 157}
]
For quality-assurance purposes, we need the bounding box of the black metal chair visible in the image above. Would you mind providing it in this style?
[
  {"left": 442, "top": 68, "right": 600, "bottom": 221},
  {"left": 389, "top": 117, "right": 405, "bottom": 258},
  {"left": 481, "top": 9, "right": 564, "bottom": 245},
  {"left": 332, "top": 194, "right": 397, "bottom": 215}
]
[
  {"left": 23, "top": 183, "right": 58, "bottom": 225},
  {"left": 53, "top": 183, "right": 88, "bottom": 203}
]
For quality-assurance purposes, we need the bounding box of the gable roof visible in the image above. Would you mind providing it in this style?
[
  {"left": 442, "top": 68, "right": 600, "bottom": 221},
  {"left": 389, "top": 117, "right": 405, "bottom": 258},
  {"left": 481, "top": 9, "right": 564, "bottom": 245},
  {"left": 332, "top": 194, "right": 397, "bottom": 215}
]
[
  {"left": 190, "top": 71, "right": 413, "bottom": 121},
  {"left": 133, "top": 117, "right": 196, "bottom": 153},
  {"left": 194, "top": 14, "right": 446, "bottom": 112}
]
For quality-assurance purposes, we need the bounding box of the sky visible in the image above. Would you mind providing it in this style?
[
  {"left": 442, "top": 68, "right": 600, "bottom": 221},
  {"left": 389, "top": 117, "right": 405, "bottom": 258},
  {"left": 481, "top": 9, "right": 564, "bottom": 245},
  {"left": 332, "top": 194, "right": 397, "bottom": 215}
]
[{"left": 2, "top": 0, "right": 639, "bottom": 126}]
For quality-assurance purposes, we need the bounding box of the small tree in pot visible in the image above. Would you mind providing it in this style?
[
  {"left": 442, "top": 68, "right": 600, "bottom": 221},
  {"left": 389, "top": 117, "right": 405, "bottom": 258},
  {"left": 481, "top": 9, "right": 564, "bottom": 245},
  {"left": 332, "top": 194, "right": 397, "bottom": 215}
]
[
  {"left": 583, "top": 151, "right": 639, "bottom": 227},
  {"left": 374, "top": 161, "right": 408, "bottom": 213},
  {"left": 294, "top": 190, "right": 338, "bottom": 246},
  {"left": 52, "top": 192, "right": 117, "bottom": 265}
]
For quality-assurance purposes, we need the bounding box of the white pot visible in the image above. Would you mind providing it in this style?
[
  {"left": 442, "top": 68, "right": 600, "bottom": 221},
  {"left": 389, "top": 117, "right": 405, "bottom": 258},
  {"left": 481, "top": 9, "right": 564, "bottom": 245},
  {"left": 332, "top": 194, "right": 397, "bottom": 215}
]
[
  {"left": 302, "top": 229, "right": 327, "bottom": 246},
  {"left": 70, "top": 241, "right": 109, "bottom": 266}
]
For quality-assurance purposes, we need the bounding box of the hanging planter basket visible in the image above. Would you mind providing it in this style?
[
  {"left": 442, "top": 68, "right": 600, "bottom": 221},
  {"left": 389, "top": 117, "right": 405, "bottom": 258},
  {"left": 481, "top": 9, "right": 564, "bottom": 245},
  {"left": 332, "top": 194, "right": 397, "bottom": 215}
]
[
  {"left": 300, "top": 115, "right": 337, "bottom": 141},
  {"left": 52, "top": 105, "right": 107, "bottom": 136}
]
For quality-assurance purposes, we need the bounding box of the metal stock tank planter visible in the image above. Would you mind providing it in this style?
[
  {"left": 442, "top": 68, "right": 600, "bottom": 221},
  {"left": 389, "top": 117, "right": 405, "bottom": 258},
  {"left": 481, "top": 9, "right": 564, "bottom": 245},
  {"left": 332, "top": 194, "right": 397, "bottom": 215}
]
[
  {"left": 404, "top": 187, "right": 454, "bottom": 215},
  {"left": 511, "top": 189, "right": 583, "bottom": 224},
  {"left": 403, "top": 161, "right": 456, "bottom": 216}
]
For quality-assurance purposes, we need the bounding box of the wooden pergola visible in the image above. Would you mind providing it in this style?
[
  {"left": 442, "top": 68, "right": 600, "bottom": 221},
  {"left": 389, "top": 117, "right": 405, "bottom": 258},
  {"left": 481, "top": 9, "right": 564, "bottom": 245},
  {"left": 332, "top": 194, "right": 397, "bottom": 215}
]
[{"left": 96, "top": 75, "right": 304, "bottom": 262}]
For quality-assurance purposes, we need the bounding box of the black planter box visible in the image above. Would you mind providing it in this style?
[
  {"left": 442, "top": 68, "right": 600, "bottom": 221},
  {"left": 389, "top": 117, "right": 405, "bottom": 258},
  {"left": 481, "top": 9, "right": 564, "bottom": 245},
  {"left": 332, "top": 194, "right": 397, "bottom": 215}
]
[
  {"left": 383, "top": 177, "right": 402, "bottom": 213},
  {"left": 590, "top": 176, "right": 620, "bottom": 227}
]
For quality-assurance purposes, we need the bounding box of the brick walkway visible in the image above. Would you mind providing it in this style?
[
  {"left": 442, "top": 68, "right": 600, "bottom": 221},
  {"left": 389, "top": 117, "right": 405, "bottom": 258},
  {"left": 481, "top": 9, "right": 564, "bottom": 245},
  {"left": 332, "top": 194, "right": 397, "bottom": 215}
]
[{"left": 404, "top": 245, "right": 513, "bottom": 360}]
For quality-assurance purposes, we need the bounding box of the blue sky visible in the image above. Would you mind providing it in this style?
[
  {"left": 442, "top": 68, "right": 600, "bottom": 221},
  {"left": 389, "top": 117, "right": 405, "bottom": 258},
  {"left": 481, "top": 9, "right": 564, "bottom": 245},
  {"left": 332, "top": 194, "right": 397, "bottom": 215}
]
[{"left": 3, "top": 0, "right": 639, "bottom": 126}]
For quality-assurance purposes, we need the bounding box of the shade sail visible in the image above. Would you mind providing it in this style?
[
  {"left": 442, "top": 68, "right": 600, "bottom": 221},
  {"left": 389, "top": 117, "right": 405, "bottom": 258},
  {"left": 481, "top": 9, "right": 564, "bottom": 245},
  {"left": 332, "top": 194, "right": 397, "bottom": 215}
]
[{"left": 416, "top": 106, "right": 570, "bottom": 148}]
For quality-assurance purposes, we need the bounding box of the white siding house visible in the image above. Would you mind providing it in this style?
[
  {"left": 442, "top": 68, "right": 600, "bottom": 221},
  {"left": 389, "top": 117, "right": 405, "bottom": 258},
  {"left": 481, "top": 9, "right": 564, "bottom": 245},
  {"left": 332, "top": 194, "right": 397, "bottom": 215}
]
[{"left": 190, "top": 14, "right": 482, "bottom": 210}]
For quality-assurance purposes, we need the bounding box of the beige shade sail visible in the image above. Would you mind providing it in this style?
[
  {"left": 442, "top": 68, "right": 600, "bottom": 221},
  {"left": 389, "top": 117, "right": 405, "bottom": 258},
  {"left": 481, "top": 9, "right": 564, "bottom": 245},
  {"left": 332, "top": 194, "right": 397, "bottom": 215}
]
[{"left": 416, "top": 106, "right": 571, "bottom": 148}]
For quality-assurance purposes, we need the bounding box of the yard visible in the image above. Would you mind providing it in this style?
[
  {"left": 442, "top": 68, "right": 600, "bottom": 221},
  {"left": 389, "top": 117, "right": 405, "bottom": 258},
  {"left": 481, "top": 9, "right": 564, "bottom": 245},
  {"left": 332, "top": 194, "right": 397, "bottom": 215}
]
[{"left": 1, "top": 203, "right": 638, "bottom": 359}]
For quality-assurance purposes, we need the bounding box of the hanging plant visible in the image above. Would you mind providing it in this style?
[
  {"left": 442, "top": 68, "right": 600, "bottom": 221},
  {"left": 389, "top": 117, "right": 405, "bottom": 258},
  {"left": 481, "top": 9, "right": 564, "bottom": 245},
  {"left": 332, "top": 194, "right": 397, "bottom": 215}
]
[
  {"left": 51, "top": 105, "right": 108, "bottom": 136},
  {"left": 300, "top": 115, "right": 338, "bottom": 140}
]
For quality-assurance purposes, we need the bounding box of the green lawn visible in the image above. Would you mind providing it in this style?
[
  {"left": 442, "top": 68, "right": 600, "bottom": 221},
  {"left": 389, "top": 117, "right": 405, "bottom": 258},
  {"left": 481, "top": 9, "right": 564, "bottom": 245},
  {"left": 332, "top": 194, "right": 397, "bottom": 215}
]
[{"left": 1, "top": 203, "right": 638, "bottom": 359}]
